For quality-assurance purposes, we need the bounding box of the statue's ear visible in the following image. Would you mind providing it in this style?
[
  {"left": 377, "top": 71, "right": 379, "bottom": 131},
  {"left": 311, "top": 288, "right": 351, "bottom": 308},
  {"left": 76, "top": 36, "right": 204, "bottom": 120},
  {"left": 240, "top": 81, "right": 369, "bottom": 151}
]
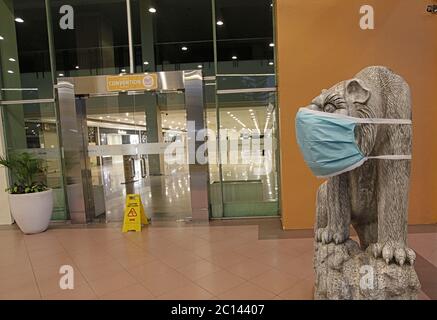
[{"left": 345, "top": 79, "right": 370, "bottom": 104}]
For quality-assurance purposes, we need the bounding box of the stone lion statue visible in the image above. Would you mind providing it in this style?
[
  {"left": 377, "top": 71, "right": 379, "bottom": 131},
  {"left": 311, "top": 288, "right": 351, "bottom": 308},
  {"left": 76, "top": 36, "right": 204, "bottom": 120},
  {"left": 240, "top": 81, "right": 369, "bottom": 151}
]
[
  {"left": 309, "top": 66, "right": 415, "bottom": 266},
  {"left": 298, "top": 66, "right": 421, "bottom": 299}
]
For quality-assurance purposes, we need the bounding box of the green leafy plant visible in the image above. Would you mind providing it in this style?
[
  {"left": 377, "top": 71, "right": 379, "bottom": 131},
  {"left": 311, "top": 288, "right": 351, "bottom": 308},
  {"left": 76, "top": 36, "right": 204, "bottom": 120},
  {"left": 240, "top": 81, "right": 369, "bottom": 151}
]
[{"left": 0, "top": 152, "right": 48, "bottom": 194}]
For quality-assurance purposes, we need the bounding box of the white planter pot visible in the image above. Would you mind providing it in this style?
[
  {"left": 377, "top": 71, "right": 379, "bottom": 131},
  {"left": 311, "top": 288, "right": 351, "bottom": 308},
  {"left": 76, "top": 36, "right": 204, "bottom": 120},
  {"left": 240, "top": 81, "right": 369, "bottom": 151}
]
[{"left": 8, "top": 189, "right": 54, "bottom": 234}]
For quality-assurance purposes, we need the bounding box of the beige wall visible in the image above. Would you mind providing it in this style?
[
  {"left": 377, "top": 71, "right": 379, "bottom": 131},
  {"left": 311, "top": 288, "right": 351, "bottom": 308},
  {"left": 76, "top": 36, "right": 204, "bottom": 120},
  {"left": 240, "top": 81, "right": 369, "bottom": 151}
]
[
  {"left": 277, "top": 0, "right": 437, "bottom": 229},
  {"left": 0, "top": 111, "right": 12, "bottom": 225}
]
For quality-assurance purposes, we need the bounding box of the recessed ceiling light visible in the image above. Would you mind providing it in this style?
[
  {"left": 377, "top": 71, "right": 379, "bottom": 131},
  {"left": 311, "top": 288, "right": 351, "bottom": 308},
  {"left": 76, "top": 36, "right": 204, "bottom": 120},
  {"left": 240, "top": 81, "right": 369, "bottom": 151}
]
[
  {"left": 8, "top": 58, "right": 15, "bottom": 62},
  {"left": 15, "top": 17, "right": 24, "bottom": 23},
  {"left": 269, "top": 61, "right": 274, "bottom": 65},
  {"left": 7, "top": 70, "right": 14, "bottom": 74},
  {"left": 144, "top": 61, "right": 149, "bottom": 65},
  {"left": 121, "top": 69, "right": 126, "bottom": 73},
  {"left": 75, "top": 65, "right": 79, "bottom": 69},
  {"left": 148, "top": 7, "right": 156, "bottom": 13},
  {"left": 216, "top": 20, "right": 224, "bottom": 26},
  {"left": 232, "top": 56, "right": 237, "bottom": 60},
  {"left": 181, "top": 46, "right": 188, "bottom": 51},
  {"left": 269, "top": 42, "right": 275, "bottom": 47},
  {"left": 58, "top": 73, "right": 64, "bottom": 77},
  {"left": 197, "top": 65, "right": 202, "bottom": 69},
  {"left": 0, "top": 35, "right": 4, "bottom": 40}
]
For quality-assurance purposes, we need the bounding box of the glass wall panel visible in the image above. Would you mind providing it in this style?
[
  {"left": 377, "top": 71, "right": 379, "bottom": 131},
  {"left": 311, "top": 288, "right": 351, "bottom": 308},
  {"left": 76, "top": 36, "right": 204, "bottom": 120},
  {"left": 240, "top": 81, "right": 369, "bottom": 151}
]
[
  {"left": 215, "top": 0, "right": 274, "bottom": 74},
  {"left": 0, "top": 0, "right": 53, "bottom": 100},
  {"left": 131, "top": 0, "right": 214, "bottom": 75},
  {"left": 51, "top": 0, "right": 129, "bottom": 77},
  {"left": 1, "top": 102, "right": 67, "bottom": 219},
  {"left": 211, "top": 90, "right": 279, "bottom": 218}
]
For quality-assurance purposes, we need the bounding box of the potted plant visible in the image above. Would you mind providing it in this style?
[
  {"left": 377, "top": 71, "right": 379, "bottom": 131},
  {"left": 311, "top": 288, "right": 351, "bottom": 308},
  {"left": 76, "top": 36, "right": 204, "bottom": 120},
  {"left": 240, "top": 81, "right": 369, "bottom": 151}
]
[{"left": 0, "top": 152, "right": 53, "bottom": 234}]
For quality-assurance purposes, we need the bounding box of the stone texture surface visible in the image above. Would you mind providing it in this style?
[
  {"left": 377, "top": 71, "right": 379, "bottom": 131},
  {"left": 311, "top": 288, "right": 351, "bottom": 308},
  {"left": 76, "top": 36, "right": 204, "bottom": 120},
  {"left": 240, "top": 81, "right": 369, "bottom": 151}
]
[{"left": 314, "top": 240, "right": 420, "bottom": 300}]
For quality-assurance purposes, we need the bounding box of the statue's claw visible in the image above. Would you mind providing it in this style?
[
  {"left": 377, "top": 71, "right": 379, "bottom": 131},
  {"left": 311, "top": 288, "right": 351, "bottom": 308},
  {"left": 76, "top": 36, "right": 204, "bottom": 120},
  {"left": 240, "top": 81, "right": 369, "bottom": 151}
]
[
  {"left": 321, "top": 229, "right": 333, "bottom": 244},
  {"left": 370, "top": 241, "right": 416, "bottom": 265}
]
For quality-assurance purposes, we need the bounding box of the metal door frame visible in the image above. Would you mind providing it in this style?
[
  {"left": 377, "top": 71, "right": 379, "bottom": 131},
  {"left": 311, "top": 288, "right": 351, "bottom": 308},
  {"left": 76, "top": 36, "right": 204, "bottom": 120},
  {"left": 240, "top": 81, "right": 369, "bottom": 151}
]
[{"left": 54, "top": 70, "right": 209, "bottom": 223}]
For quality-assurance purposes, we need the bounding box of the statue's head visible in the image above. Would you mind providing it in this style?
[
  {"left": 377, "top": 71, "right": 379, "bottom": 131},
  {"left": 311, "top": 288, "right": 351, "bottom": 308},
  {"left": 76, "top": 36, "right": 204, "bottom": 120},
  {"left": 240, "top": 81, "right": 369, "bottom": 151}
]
[{"left": 306, "top": 79, "right": 371, "bottom": 118}]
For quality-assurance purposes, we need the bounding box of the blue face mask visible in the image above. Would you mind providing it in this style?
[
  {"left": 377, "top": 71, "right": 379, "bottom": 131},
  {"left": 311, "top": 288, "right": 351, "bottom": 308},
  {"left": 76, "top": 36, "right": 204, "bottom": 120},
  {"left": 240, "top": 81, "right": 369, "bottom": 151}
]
[{"left": 295, "top": 108, "right": 412, "bottom": 178}]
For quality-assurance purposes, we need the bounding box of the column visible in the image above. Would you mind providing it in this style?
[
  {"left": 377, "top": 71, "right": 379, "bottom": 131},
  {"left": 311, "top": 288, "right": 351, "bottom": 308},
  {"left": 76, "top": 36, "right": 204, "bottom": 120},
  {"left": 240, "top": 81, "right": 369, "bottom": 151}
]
[{"left": 145, "top": 94, "right": 164, "bottom": 175}]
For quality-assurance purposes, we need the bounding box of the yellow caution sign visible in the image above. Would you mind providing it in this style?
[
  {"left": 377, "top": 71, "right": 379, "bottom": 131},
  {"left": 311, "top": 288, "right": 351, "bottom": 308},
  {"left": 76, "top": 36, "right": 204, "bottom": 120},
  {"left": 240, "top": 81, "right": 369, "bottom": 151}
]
[{"left": 122, "top": 194, "right": 149, "bottom": 232}]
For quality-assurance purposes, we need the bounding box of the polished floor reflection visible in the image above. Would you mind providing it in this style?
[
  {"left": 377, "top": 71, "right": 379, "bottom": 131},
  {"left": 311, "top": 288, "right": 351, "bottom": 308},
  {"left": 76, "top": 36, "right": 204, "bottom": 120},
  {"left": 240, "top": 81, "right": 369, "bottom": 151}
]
[
  {"left": 91, "top": 160, "right": 192, "bottom": 222},
  {"left": 90, "top": 157, "right": 279, "bottom": 222}
]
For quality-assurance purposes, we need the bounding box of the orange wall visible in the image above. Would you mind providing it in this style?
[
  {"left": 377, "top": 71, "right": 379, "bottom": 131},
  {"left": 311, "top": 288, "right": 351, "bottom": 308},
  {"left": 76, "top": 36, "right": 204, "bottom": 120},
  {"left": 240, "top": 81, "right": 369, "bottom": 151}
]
[{"left": 277, "top": 0, "right": 437, "bottom": 229}]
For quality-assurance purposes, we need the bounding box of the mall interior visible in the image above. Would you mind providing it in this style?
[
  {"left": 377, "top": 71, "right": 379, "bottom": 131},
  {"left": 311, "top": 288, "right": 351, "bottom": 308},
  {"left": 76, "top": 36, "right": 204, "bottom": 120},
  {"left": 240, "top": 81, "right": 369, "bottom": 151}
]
[{"left": 0, "top": 0, "right": 436, "bottom": 300}]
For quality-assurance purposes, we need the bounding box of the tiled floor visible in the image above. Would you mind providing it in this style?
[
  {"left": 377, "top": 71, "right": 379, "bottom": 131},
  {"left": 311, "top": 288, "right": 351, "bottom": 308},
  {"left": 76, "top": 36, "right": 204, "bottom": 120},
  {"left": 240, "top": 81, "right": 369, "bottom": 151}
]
[{"left": 0, "top": 219, "right": 435, "bottom": 300}]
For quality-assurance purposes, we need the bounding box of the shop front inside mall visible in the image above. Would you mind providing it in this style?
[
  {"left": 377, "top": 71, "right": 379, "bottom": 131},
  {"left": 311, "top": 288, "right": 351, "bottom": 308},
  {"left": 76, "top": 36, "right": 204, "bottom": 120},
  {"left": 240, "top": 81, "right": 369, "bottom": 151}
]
[{"left": 0, "top": 0, "right": 280, "bottom": 224}]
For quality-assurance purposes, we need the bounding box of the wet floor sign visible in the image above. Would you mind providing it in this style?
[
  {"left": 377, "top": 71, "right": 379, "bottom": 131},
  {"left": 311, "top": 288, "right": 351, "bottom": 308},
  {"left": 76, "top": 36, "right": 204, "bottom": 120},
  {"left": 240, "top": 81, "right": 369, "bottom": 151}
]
[{"left": 122, "top": 194, "right": 149, "bottom": 232}]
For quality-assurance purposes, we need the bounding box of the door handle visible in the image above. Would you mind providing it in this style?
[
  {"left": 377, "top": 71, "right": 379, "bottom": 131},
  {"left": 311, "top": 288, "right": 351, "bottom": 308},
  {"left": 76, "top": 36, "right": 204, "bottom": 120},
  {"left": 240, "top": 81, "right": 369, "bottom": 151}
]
[
  {"left": 130, "top": 157, "right": 136, "bottom": 179},
  {"left": 140, "top": 156, "right": 146, "bottom": 178}
]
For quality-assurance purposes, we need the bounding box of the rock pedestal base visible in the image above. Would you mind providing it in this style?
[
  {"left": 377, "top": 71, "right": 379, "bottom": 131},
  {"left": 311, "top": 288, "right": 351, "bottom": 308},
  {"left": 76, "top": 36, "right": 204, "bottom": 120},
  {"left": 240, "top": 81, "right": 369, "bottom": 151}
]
[{"left": 314, "top": 240, "right": 420, "bottom": 300}]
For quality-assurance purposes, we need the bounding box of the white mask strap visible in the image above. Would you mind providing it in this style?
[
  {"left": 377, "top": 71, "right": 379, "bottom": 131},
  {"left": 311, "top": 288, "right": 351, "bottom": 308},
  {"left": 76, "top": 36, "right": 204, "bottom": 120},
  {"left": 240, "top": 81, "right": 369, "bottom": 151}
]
[
  {"left": 354, "top": 118, "right": 412, "bottom": 125},
  {"left": 367, "top": 155, "right": 412, "bottom": 160}
]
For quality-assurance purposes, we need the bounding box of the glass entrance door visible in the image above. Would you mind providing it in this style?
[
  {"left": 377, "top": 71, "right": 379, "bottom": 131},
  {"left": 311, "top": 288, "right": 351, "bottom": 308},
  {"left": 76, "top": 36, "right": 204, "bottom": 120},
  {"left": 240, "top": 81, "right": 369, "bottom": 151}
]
[{"left": 85, "top": 91, "right": 191, "bottom": 222}]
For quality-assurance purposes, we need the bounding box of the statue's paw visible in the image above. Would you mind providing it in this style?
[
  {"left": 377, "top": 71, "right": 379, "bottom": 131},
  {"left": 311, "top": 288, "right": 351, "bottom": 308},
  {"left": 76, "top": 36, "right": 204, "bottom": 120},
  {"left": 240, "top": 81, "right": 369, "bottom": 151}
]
[
  {"left": 332, "top": 231, "right": 348, "bottom": 244},
  {"left": 315, "top": 227, "right": 347, "bottom": 244},
  {"left": 371, "top": 242, "right": 416, "bottom": 265},
  {"left": 315, "top": 227, "right": 332, "bottom": 243}
]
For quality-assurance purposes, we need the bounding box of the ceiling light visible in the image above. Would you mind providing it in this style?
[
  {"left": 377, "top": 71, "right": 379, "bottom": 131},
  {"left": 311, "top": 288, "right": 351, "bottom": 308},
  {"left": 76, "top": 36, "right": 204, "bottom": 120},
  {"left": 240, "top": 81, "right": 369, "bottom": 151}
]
[
  {"left": 148, "top": 7, "right": 156, "bottom": 13},
  {"left": 15, "top": 17, "right": 24, "bottom": 23},
  {"left": 216, "top": 20, "right": 224, "bottom": 26},
  {"left": 197, "top": 65, "right": 202, "bottom": 69},
  {"left": 126, "top": 113, "right": 129, "bottom": 116},
  {"left": 121, "top": 69, "right": 126, "bottom": 73},
  {"left": 249, "top": 109, "right": 253, "bottom": 112},
  {"left": 269, "top": 61, "right": 274, "bottom": 66},
  {"left": 7, "top": 70, "right": 14, "bottom": 74},
  {"left": 8, "top": 58, "right": 15, "bottom": 62},
  {"left": 269, "top": 42, "right": 275, "bottom": 47},
  {"left": 181, "top": 46, "right": 188, "bottom": 51},
  {"left": 117, "top": 119, "right": 121, "bottom": 122},
  {"left": 144, "top": 61, "right": 149, "bottom": 65},
  {"left": 75, "top": 65, "right": 79, "bottom": 69},
  {"left": 0, "top": 35, "right": 4, "bottom": 40},
  {"left": 232, "top": 56, "right": 237, "bottom": 60},
  {"left": 99, "top": 117, "right": 103, "bottom": 120},
  {"left": 58, "top": 73, "right": 64, "bottom": 77}
]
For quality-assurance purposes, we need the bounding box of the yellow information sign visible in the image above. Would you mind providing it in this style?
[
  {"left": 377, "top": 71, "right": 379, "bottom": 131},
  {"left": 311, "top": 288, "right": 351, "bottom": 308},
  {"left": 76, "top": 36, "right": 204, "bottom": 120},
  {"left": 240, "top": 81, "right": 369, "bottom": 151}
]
[
  {"left": 106, "top": 73, "right": 158, "bottom": 92},
  {"left": 122, "top": 194, "right": 149, "bottom": 232}
]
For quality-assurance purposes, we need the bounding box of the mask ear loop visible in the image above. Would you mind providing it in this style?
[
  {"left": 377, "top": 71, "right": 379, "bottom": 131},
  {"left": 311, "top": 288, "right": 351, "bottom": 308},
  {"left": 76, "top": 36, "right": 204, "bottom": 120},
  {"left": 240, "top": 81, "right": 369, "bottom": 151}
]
[
  {"left": 356, "top": 119, "right": 413, "bottom": 161},
  {"left": 366, "top": 155, "right": 412, "bottom": 160}
]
